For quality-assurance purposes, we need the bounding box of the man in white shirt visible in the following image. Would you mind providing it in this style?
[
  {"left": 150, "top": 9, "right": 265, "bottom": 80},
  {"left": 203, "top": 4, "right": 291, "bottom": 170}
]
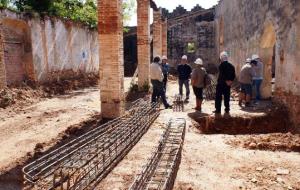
[
  {"left": 150, "top": 56, "right": 172, "bottom": 109},
  {"left": 252, "top": 54, "right": 264, "bottom": 101}
]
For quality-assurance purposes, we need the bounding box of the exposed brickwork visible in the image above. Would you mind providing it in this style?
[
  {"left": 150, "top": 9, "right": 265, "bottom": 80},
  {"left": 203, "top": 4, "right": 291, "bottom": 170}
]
[
  {"left": 167, "top": 8, "right": 216, "bottom": 68},
  {"left": 137, "top": 0, "right": 150, "bottom": 88},
  {"left": 153, "top": 9, "right": 162, "bottom": 57},
  {"left": 98, "top": 0, "right": 125, "bottom": 118},
  {"left": 0, "top": 22, "right": 6, "bottom": 89},
  {"left": 3, "top": 25, "right": 26, "bottom": 85},
  {"left": 161, "top": 20, "right": 168, "bottom": 56}
]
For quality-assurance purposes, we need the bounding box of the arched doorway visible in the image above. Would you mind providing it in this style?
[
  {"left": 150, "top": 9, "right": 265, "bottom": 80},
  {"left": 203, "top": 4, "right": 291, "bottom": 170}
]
[{"left": 259, "top": 21, "right": 276, "bottom": 99}]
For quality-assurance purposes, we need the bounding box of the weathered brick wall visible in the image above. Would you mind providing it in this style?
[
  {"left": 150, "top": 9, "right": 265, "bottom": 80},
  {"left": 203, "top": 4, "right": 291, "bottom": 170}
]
[
  {"left": 2, "top": 20, "right": 26, "bottom": 85},
  {"left": 137, "top": 0, "right": 151, "bottom": 88},
  {"left": 167, "top": 8, "right": 217, "bottom": 70},
  {"left": 98, "top": 0, "right": 125, "bottom": 118},
  {"left": 153, "top": 9, "right": 162, "bottom": 57},
  {"left": 0, "top": 9, "right": 99, "bottom": 86},
  {"left": 29, "top": 18, "right": 99, "bottom": 82},
  {"left": 215, "top": 0, "right": 300, "bottom": 128},
  {"left": 0, "top": 22, "right": 6, "bottom": 88},
  {"left": 161, "top": 20, "right": 168, "bottom": 56}
]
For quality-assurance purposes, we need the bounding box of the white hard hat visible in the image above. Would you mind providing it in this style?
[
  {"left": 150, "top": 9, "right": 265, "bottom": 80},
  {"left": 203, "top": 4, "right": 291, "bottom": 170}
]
[
  {"left": 162, "top": 55, "right": 167, "bottom": 60},
  {"left": 246, "top": 58, "right": 251, "bottom": 63},
  {"left": 252, "top": 54, "right": 260, "bottom": 60},
  {"left": 194, "top": 58, "right": 203, "bottom": 65},
  {"left": 181, "top": 55, "right": 188, "bottom": 60},
  {"left": 220, "top": 51, "right": 229, "bottom": 60}
]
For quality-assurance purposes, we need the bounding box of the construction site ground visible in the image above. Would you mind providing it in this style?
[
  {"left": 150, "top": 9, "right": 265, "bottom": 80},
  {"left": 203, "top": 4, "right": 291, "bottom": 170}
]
[{"left": 0, "top": 78, "right": 299, "bottom": 190}]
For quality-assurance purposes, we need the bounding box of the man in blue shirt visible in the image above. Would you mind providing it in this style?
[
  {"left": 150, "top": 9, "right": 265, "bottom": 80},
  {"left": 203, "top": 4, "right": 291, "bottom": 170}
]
[{"left": 177, "top": 55, "right": 192, "bottom": 101}]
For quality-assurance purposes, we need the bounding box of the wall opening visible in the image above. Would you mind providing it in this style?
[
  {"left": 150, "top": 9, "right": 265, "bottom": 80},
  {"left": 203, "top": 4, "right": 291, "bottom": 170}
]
[
  {"left": 259, "top": 21, "right": 277, "bottom": 98},
  {"left": 187, "top": 42, "right": 196, "bottom": 53}
]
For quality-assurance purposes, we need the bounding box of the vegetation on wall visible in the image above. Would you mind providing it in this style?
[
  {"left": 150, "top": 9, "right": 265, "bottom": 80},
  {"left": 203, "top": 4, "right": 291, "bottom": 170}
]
[{"left": 1, "top": 0, "right": 135, "bottom": 29}]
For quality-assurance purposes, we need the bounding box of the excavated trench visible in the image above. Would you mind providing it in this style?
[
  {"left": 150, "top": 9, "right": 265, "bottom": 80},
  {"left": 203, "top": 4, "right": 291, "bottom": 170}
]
[{"left": 192, "top": 104, "right": 292, "bottom": 135}]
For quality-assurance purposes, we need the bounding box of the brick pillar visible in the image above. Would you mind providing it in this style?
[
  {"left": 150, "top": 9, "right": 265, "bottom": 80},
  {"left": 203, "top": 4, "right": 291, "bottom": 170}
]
[
  {"left": 98, "top": 0, "right": 124, "bottom": 118},
  {"left": 137, "top": 0, "right": 150, "bottom": 89},
  {"left": 161, "top": 19, "right": 168, "bottom": 56},
  {"left": 0, "top": 22, "right": 6, "bottom": 89},
  {"left": 153, "top": 9, "right": 162, "bottom": 57}
]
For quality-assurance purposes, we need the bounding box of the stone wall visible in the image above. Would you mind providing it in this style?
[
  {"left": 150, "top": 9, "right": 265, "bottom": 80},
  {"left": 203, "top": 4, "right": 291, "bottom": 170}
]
[
  {"left": 166, "top": 7, "right": 217, "bottom": 71},
  {"left": 0, "top": 9, "right": 99, "bottom": 87},
  {"left": 215, "top": 0, "right": 300, "bottom": 128}
]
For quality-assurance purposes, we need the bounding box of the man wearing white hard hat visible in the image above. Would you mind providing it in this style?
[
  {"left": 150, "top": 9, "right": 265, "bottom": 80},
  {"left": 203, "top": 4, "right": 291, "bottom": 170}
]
[
  {"left": 177, "top": 55, "right": 192, "bottom": 101},
  {"left": 214, "top": 51, "right": 236, "bottom": 114},
  {"left": 161, "top": 55, "right": 169, "bottom": 91},
  {"left": 251, "top": 54, "right": 263, "bottom": 101},
  {"left": 191, "top": 58, "right": 207, "bottom": 111},
  {"left": 239, "top": 58, "right": 255, "bottom": 107}
]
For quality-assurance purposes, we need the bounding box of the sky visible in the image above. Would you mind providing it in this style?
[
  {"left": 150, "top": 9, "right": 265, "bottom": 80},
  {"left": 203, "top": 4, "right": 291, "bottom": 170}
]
[{"left": 127, "top": 0, "right": 219, "bottom": 26}]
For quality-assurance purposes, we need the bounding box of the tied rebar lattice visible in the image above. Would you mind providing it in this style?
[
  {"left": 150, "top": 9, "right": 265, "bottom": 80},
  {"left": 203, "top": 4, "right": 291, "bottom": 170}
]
[
  {"left": 129, "top": 118, "right": 186, "bottom": 190},
  {"left": 23, "top": 99, "right": 160, "bottom": 190},
  {"left": 173, "top": 95, "right": 184, "bottom": 112}
]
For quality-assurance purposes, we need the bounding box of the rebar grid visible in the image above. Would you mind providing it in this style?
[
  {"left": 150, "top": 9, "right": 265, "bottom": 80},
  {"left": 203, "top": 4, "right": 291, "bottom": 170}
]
[
  {"left": 173, "top": 95, "right": 184, "bottom": 112},
  {"left": 22, "top": 99, "right": 160, "bottom": 190},
  {"left": 204, "top": 74, "right": 217, "bottom": 100},
  {"left": 129, "top": 118, "right": 186, "bottom": 190}
]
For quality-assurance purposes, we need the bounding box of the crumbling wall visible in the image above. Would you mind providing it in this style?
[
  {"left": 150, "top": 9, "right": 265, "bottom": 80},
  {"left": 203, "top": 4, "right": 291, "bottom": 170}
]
[
  {"left": 215, "top": 0, "right": 300, "bottom": 129},
  {"left": 0, "top": 9, "right": 99, "bottom": 86},
  {"left": 29, "top": 17, "right": 99, "bottom": 82},
  {"left": 167, "top": 7, "right": 217, "bottom": 71}
]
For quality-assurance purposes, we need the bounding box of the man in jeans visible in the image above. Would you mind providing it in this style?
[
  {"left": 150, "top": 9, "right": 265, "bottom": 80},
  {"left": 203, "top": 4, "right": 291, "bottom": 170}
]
[
  {"left": 150, "top": 56, "right": 172, "bottom": 109},
  {"left": 214, "top": 51, "right": 236, "bottom": 114},
  {"left": 252, "top": 54, "right": 264, "bottom": 102},
  {"left": 239, "top": 58, "right": 255, "bottom": 107},
  {"left": 177, "top": 55, "right": 192, "bottom": 101}
]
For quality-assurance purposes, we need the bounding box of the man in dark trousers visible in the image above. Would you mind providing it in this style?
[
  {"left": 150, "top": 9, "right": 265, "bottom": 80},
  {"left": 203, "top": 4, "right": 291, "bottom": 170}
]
[
  {"left": 177, "top": 55, "right": 192, "bottom": 101},
  {"left": 214, "top": 51, "right": 236, "bottom": 114},
  {"left": 150, "top": 56, "right": 172, "bottom": 109}
]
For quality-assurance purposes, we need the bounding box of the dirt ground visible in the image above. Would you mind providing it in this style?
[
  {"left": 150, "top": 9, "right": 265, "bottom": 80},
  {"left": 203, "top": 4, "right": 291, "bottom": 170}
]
[
  {"left": 0, "top": 78, "right": 299, "bottom": 190},
  {"left": 97, "top": 80, "right": 300, "bottom": 190},
  {"left": 0, "top": 78, "right": 132, "bottom": 174}
]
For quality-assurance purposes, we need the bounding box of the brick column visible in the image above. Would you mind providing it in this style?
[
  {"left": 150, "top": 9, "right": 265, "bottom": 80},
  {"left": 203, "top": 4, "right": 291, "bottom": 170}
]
[
  {"left": 0, "top": 22, "right": 6, "bottom": 89},
  {"left": 137, "top": 0, "right": 151, "bottom": 89},
  {"left": 161, "top": 19, "right": 168, "bottom": 56},
  {"left": 153, "top": 9, "right": 162, "bottom": 57},
  {"left": 98, "top": 0, "right": 124, "bottom": 118}
]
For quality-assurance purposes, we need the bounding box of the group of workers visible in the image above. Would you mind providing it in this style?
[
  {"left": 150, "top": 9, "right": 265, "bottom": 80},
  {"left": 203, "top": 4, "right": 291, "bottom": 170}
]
[{"left": 150, "top": 51, "right": 264, "bottom": 114}]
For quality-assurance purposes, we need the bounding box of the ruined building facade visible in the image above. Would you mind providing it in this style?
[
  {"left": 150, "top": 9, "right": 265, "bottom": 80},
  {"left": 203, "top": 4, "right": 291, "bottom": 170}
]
[
  {"left": 163, "top": 6, "right": 217, "bottom": 71},
  {"left": 215, "top": 0, "right": 300, "bottom": 128}
]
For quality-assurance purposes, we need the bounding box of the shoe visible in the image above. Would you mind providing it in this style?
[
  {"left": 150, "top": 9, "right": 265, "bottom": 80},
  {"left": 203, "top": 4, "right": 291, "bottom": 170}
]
[
  {"left": 213, "top": 110, "right": 221, "bottom": 114},
  {"left": 225, "top": 110, "right": 230, "bottom": 114},
  {"left": 165, "top": 105, "right": 173, "bottom": 109}
]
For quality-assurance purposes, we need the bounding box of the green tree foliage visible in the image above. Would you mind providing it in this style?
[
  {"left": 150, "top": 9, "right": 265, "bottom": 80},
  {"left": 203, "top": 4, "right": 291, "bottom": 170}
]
[
  {"left": 0, "top": 0, "right": 10, "bottom": 8},
  {"left": 10, "top": 0, "right": 135, "bottom": 29}
]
